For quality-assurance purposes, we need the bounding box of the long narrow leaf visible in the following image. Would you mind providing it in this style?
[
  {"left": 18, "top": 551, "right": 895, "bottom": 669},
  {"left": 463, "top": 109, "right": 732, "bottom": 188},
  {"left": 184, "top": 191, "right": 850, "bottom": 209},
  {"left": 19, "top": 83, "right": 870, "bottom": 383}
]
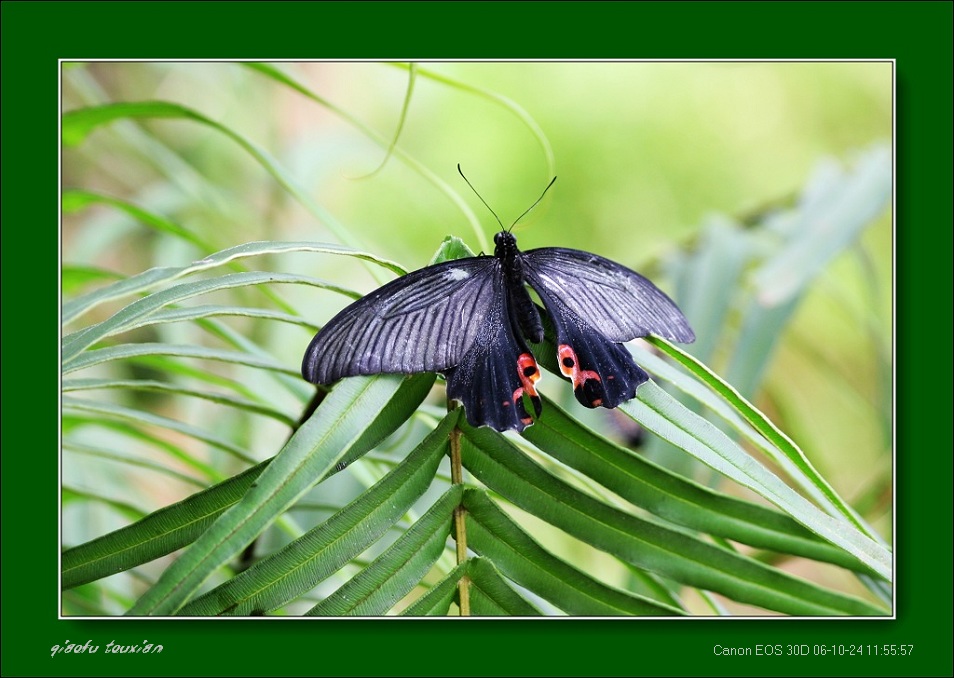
[
  {"left": 648, "top": 336, "right": 880, "bottom": 536},
  {"left": 629, "top": 356, "right": 891, "bottom": 578},
  {"left": 62, "top": 240, "right": 404, "bottom": 325},
  {"left": 62, "top": 461, "right": 268, "bottom": 590},
  {"left": 305, "top": 486, "right": 460, "bottom": 616},
  {"left": 63, "top": 396, "right": 256, "bottom": 465},
  {"left": 464, "top": 489, "right": 684, "bottom": 616},
  {"left": 63, "top": 378, "right": 296, "bottom": 427},
  {"left": 467, "top": 557, "right": 541, "bottom": 617},
  {"left": 179, "top": 412, "right": 456, "bottom": 616},
  {"left": 63, "top": 343, "right": 295, "bottom": 377},
  {"left": 62, "top": 101, "right": 369, "bottom": 254},
  {"left": 246, "top": 63, "right": 489, "bottom": 252},
  {"left": 461, "top": 425, "right": 885, "bottom": 616},
  {"left": 125, "top": 373, "right": 433, "bottom": 615},
  {"left": 399, "top": 563, "right": 464, "bottom": 616},
  {"left": 62, "top": 271, "right": 357, "bottom": 362},
  {"left": 63, "top": 188, "right": 213, "bottom": 251},
  {"left": 523, "top": 400, "right": 871, "bottom": 573}
]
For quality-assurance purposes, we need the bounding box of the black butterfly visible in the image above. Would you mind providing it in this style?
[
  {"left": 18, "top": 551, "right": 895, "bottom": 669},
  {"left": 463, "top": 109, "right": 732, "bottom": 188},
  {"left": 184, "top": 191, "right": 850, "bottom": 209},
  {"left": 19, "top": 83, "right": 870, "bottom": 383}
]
[{"left": 301, "top": 230, "right": 695, "bottom": 432}]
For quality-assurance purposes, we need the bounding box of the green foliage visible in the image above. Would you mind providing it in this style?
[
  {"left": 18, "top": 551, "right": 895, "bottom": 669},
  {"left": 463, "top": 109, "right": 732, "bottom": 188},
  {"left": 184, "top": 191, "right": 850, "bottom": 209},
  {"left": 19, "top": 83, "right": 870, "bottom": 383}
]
[{"left": 61, "top": 62, "right": 892, "bottom": 616}]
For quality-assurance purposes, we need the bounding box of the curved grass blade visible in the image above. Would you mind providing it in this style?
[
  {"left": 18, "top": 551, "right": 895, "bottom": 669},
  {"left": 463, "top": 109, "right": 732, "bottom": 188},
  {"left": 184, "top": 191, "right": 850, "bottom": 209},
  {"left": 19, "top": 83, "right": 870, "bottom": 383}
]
[
  {"left": 64, "top": 440, "right": 208, "bottom": 489},
  {"left": 246, "top": 63, "right": 490, "bottom": 253},
  {"left": 125, "top": 373, "right": 434, "bottom": 615},
  {"left": 122, "top": 304, "right": 316, "bottom": 332},
  {"left": 407, "top": 64, "right": 556, "bottom": 179},
  {"left": 400, "top": 562, "right": 464, "bottom": 616},
  {"left": 63, "top": 396, "right": 256, "bottom": 465},
  {"left": 523, "top": 399, "right": 871, "bottom": 573},
  {"left": 62, "top": 101, "right": 369, "bottom": 255},
  {"left": 178, "top": 412, "right": 456, "bottom": 616},
  {"left": 62, "top": 265, "right": 124, "bottom": 295},
  {"left": 63, "top": 188, "right": 213, "bottom": 251},
  {"left": 305, "top": 486, "right": 460, "bottom": 616},
  {"left": 62, "top": 270, "right": 358, "bottom": 363},
  {"left": 355, "top": 63, "right": 416, "bottom": 178},
  {"left": 62, "top": 461, "right": 268, "bottom": 590},
  {"left": 63, "top": 343, "right": 295, "bottom": 377},
  {"left": 62, "top": 377, "right": 296, "bottom": 427},
  {"left": 464, "top": 489, "right": 684, "bottom": 616},
  {"left": 467, "top": 557, "right": 541, "bottom": 617},
  {"left": 62, "top": 240, "right": 404, "bottom": 325},
  {"left": 64, "top": 416, "right": 223, "bottom": 481},
  {"left": 63, "top": 487, "right": 147, "bottom": 523},
  {"left": 643, "top": 339, "right": 890, "bottom": 554},
  {"left": 460, "top": 425, "right": 886, "bottom": 616}
]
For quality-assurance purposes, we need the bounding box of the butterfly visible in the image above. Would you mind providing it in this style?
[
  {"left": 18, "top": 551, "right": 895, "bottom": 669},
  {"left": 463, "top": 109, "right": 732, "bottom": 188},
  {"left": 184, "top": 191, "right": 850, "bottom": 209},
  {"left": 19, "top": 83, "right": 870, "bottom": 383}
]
[{"left": 301, "top": 228, "right": 695, "bottom": 433}]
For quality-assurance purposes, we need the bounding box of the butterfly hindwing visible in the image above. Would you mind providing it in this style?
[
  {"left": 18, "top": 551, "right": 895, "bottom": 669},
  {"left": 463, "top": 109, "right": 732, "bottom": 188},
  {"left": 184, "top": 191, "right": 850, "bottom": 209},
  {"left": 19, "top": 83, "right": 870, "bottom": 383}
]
[
  {"left": 301, "top": 257, "right": 498, "bottom": 384},
  {"left": 522, "top": 246, "right": 689, "bottom": 410},
  {"left": 444, "top": 273, "right": 542, "bottom": 432},
  {"left": 531, "top": 286, "right": 649, "bottom": 409},
  {"left": 522, "top": 247, "right": 695, "bottom": 343}
]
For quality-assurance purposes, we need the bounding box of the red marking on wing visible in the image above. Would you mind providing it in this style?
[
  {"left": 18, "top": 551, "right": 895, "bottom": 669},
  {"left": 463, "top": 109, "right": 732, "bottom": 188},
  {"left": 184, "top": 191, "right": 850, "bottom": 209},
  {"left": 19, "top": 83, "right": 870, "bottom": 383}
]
[
  {"left": 513, "top": 352, "right": 541, "bottom": 424},
  {"left": 557, "top": 344, "right": 601, "bottom": 389},
  {"left": 515, "top": 352, "right": 541, "bottom": 398}
]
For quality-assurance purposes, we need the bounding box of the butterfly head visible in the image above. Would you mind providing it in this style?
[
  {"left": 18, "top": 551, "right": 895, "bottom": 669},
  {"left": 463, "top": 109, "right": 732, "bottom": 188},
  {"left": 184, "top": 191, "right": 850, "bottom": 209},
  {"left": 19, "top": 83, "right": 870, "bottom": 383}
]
[{"left": 493, "top": 230, "right": 519, "bottom": 259}]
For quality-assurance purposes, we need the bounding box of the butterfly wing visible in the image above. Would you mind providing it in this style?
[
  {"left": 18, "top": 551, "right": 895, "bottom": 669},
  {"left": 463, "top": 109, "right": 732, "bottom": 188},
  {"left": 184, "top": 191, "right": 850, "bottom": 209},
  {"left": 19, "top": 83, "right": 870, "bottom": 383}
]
[
  {"left": 522, "top": 247, "right": 693, "bottom": 410},
  {"left": 302, "top": 257, "right": 499, "bottom": 384},
  {"left": 523, "top": 247, "right": 695, "bottom": 343},
  {"left": 301, "top": 255, "right": 542, "bottom": 432},
  {"left": 443, "top": 272, "right": 543, "bottom": 432}
]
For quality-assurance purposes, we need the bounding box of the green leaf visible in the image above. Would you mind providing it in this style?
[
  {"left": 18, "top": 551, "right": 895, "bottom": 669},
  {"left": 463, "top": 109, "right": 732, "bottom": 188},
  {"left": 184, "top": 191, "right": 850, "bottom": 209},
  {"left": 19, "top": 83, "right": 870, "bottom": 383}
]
[
  {"left": 409, "top": 64, "right": 556, "bottom": 181},
  {"left": 641, "top": 341, "right": 890, "bottom": 560},
  {"left": 62, "top": 270, "right": 358, "bottom": 363},
  {"left": 464, "top": 489, "right": 684, "bottom": 616},
  {"left": 178, "top": 411, "right": 456, "bottom": 616},
  {"left": 63, "top": 487, "right": 147, "bottom": 523},
  {"left": 63, "top": 378, "right": 296, "bottom": 427},
  {"left": 399, "top": 563, "right": 463, "bottom": 616},
  {"left": 62, "top": 343, "right": 295, "bottom": 377},
  {"left": 245, "top": 63, "right": 490, "bottom": 253},
  {"left": 63, "top": 189, "right": 212, "bottom": 251},
  {"left": 523, "top": 399, "right": 870, "bottom": 573},
  {"left": 62, "top": 240, "right": 404, "bottom": 326},
  {"left": 670, "top": 216, "right": 753, "bottom": 364},
  {"left": 62, "top": 265, "right": 124, "bottom": 296},
  {"left": 124, "top": 373, "right": 434, "bottom": 615},
  {"left": 752, "top": 145, "right": 891, "bottom": 307},
  {"left": 64, "top": 441, "right": 208, "bottom": 489},
  {"left": 62, "top": 461, "right": 268, "bottom": 590},
  {"left": 63, "top": 396, "right": 257, "bottom": 465},
  {"left": 467, "top": 557, "right": 542, "bottom": 616},
  {"left": 305, "top": 486, "right": 460, "bottom": 616},
  {"left": 62, "top": 101, "right": 370, "bottom": 253},
  {"left": 460, "top": 424, "right": 885, "bottom": 616}
]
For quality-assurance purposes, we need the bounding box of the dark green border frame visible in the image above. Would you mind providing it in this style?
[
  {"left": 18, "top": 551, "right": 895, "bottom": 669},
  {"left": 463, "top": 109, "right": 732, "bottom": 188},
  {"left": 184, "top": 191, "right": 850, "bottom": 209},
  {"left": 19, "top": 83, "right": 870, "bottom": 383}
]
[{"left": 3, "top": 1, "right": 951, "bottom": 676}]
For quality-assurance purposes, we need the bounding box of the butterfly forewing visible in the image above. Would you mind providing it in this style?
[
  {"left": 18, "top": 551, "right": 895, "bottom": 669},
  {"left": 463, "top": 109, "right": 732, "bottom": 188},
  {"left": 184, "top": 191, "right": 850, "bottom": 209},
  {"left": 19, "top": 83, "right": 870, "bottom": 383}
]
[
  {"left": 302, "top": 257, "right": 498, "bottom": 384},
  {"left": 522, "top": 247, "right": 695, "bottom": 343}
]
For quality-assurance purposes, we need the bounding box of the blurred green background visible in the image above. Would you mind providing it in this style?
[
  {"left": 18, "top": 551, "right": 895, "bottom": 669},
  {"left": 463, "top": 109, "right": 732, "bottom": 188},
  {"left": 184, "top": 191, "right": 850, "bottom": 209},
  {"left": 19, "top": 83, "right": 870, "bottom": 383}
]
[{"left": 62, "top": 61, "right": 892, "bottom": 611}]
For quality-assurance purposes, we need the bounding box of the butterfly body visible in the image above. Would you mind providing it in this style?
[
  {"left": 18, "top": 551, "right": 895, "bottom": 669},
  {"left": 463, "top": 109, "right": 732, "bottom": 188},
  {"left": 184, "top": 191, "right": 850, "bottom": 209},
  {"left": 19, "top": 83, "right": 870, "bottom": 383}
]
[{"left": 302, "top": 231, "right": 694, "bottom": 432}]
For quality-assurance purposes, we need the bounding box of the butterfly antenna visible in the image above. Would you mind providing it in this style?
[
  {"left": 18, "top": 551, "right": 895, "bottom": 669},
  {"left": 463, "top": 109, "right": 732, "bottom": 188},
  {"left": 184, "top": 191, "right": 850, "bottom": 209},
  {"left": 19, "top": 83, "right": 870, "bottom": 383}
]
[
  {"left": 508, "top": 175, "right": 557, "bottom": 232},
  {"left": 458, "top": 164, "right": 505, "bottom": 231}
]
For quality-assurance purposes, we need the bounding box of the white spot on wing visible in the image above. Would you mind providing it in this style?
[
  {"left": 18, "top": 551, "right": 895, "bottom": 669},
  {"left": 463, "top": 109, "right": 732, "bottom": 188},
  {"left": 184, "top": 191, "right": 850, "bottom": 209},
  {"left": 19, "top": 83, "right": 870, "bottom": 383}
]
[{"left": 444, "top": 268, "right": 470, "bottom": 281}]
